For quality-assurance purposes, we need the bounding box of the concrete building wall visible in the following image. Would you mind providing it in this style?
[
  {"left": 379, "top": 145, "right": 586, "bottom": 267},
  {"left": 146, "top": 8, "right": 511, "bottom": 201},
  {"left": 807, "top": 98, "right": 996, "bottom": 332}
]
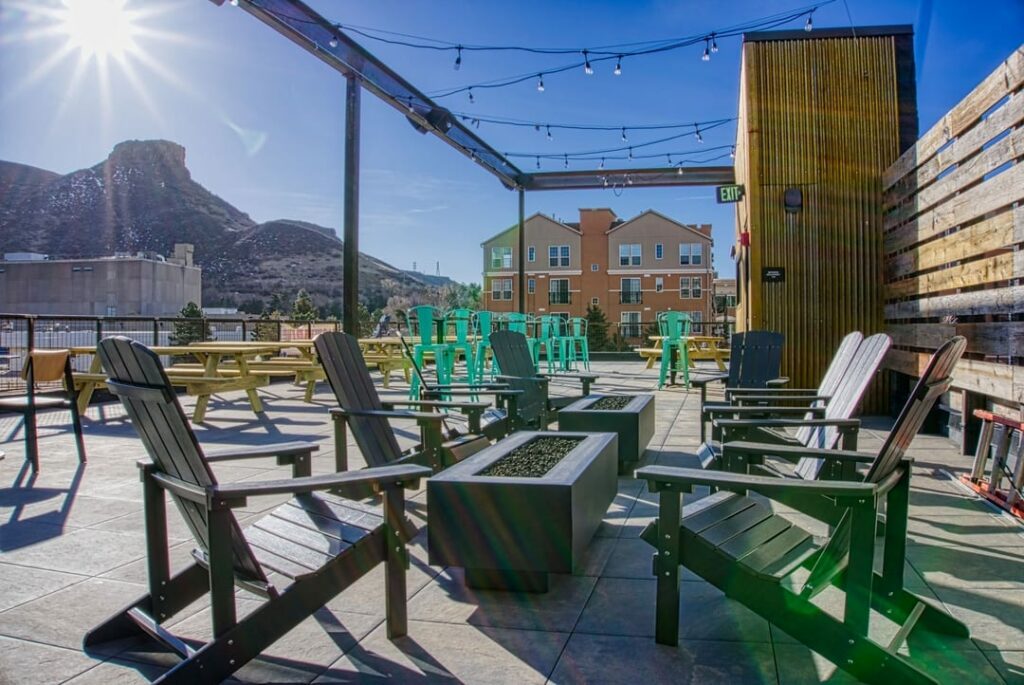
[{"left": 0, "top": 257, "right": 202, "bottom": 316}]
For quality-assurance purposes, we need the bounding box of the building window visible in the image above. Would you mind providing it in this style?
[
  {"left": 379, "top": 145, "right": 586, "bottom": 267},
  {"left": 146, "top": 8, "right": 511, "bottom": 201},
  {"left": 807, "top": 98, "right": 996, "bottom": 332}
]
[
  {"left": 679, "top": 244, "right": 690, "bottom": 265},
  {"left": 679, "top": 277, "right": 691, "bottom": 299},
  {"left": 620, "top": 312, "right": 641, "bottom": 339},
  {"left": 655, "top": 243, "right": 664, "bottom": 260},
  {"left": 549, "top": 245, "right": 570, "bottom": 267},
  {"left": 591, "top": 263, "right": 599, "bottom": 272},
  {"left": 655, "top": 277, "right": 664, "bottom": 292},
  {"left": 491, "top": 278, "right": 512, "bottom": 300},
  {"left": 620, "top": 277, "right": 642, "bottom": 304},
  {"left": 619, "top": 243, "right": 641, "bottom": 266},
  {"left": 549, "top": 278, "right": 570, "bottom": 304},
  {"left": 692, "top": 276, "right": 702, "bottom": 299},
  {"left": 491, "top": 247, "right": 512, "bottom": 269},
  {"left": 591, "top": 297, "right": 599, "bottom": 306},
  {"left": 528, "top": 246, "right": 536, "bottom": 262},
  {"left": 692, "top": 243, "right": 703, "bottom": 265},
  {"left": 528, "top": 278, "right": 536, "bottom": 294},
  {"left": 691, "top": 310, "right": 703, "bottom": 324}
]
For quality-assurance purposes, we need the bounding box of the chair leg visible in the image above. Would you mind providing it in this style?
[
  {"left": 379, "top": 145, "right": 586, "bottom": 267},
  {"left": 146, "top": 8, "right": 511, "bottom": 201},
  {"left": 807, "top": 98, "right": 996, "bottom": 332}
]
[
  {"left": 24, "top": 409, "right": 39, "bottom": 472},
  {"left": 70, "top": 405, "right": 87, "bottom": 464}
]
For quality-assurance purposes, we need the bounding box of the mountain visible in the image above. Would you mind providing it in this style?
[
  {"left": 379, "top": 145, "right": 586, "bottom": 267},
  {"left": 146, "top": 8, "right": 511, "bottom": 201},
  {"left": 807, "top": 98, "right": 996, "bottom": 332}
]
[{"left": 0, "top": 140, "right": 449, "bottom": 311}]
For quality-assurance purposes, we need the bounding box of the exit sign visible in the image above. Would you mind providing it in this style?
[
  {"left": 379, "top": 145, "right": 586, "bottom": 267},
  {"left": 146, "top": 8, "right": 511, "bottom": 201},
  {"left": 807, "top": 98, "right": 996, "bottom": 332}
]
[{"left": 716, "top": 184, "right": 745, "bottom": 204}]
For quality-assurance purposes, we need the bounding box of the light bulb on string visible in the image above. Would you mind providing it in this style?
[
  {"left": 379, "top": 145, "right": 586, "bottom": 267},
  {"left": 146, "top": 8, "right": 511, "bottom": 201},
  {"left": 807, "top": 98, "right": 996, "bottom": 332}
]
[
  {"left": 454, "top": 46, "right": 462, "bottom": 70},
  {"left": 564, "top": 154, "right": 569, "bottom": 169},
  {"left": 536, "top": 156, "right": 541, "bottom": 169},
  {"left": 626, "top": 174, "right": 633, "bottom": 186},
  {"left": 677, "top": 166, "right": 684, "bottom": 175},
  {"left": 534, "top": 124, "right": 540, "bottom": 132},
  {"left": 667, "top": 154, "right": 673, "bottom": 165},
  {"left": 546, "top": 125, "right": 553, "bottom": 141},
  {"left": 805, "top": 12, "right": 813, "bottom": 32},
  {"left": 711, "top": 33, "right": 719, "bottom": 53},
  {"left": 406, "top": 97, "right": 415, "bottom": 113},
  {"left": 468, "top": 87, "right": 474, "bottom": 104},
  {"left": 628, "top": 147, "right": 633, "bottom": 161},
  {"left": 613, "top": 56, "right": 622, "bottom": 76},
  {"left": 536, "top": 74, "right": 545, "bottom": 92},
  {"left": 329, "top": 29, "right": 339, "bottom": 48},
  {"left": 702, "top": 40, "right": 710, "bottom": 62},
  {"left": 730, "top": 146, "right": 736, "bottom": 159},
  {"left": 229, "top": 0, "right": 238, "bottom": 6},
  {"left": 583, "top": 50, "right": 593, "bottom": 75},
  {"left": 599, "top": 157, "right": 605, "bottom": 170},
  {"left": 602, "top": 176, "right": 609, "bottom": 188},
  {"left": 621, "top": 127, "right": 628, "bottom": 143},
  {"left": 695, "top": 126, "right": 703, "bottom": 143}
]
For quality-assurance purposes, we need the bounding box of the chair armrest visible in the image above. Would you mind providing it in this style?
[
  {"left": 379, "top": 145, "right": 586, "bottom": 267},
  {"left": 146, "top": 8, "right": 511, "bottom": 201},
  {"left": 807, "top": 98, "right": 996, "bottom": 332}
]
[
  {"left": 765, "top": 377, "right": 790, "bottom": 387},
  {"left": 635, "top": 465, "right": 875, "bottom": 500},
  {"left": 689, "top": 372, "right": 729, "bottom": 388},
  {"left": 427, "top": 383, "right": 510, "bottom": 390},
  {"left": 704, "top": 405, "right": 825, "bottom": 417},
  {"left": 203, "top": 441, "right": 318, "bottom": 463},
  {"left": 330, "top": 407, "right": 446, "bottom": 422},
  {"left": 497, "top": 374, "right": 547, "bottom": 384},
  {"left": 424, "top": 389, "right": 523, "bottom": 398},
  {"left": 714, "top": 417, "right": 860, "bottom": 431},
  {"left": 210, "top": 464, "right": 432, "bottom": 506},
  {"left": 728, "top": 388, "right": 827, "bottom": 396},
  {"left": 540, "top": 372, "right": 599, "bottom": 382},
  {"left": 722, "top": 440, "right": 876, "bottom": 464},
  {"left": 382, "top": 399, "right": 490, "bottom": 411}
]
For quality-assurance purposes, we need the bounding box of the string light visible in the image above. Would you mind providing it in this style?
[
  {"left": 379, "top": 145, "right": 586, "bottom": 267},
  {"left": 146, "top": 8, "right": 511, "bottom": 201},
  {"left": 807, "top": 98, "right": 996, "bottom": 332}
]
[
  {"left": 677, "top": 166, "right": 684, "bottom": 175},
  {"left": 564, "top": 154, "right": 569, "bottom": 168},
  {"left": 229, "top": 0, "right": 239, "bottom": 6},
  {"left": 329, "top": 26, "right": 339, "bottom": 48},
  {"left": 582, "top": 49, "right": 593, "bottom": 75},
  {"left": 695, "top": 126, "right": 703, "bottom": 143},
  {"left": 467, "top": 87, "right": 474, "bottom": 104},
  {"left": 406, "top": 96, "right": 415, "bottom": 113},
  {"left": 599, "top": 157, "right": 605, "bottom": 169},
  {"left": 536, "top": 74, "right": 545, "bottom": 92},
  {"left": 628, "top": 147, "right": 634, "bottom": 160},
  {"left": 702, "top": 39, "right": 710, "bottom": 61},
  {"left": 613, "top": 55, "right": 622, "bottom": 76},
  {"left": 454, "top": 45, "right": 463, "bottom": 70},
  {"left": 666, "top": 153, "right": 673, "bottom": 165},
  {"left": 536, "top": 156, "right": 541, "bottom": 169},
  {"left": 546, "top": 125, "right": 553, "bottom": 141},
  {"left": 730, "top": 145, "right": 736, "bottom": 159},
  {"left": 805, "top": 11, "right": 814, "bottom": 31},
  {"left": 711, "top": 33, "right": 719, "bottom": 53},
  {"left": 602, "top": 176, "right": 609, "bottom": 188},
  {"left": 621, "top": 127, "right": 628, "bottom": 143}
]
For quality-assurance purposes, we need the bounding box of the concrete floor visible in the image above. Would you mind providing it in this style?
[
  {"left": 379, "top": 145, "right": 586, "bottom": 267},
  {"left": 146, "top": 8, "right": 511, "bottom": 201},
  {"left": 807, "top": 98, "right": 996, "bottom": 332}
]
[{"left": 1, "top": 361, "right": 1021, "bottom": 684}]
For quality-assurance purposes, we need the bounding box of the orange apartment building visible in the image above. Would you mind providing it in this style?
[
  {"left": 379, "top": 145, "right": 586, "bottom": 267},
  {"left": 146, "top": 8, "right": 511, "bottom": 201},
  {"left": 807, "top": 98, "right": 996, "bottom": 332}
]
[{"left": 481, "top": 208, "right": 714, "bottom": 337}]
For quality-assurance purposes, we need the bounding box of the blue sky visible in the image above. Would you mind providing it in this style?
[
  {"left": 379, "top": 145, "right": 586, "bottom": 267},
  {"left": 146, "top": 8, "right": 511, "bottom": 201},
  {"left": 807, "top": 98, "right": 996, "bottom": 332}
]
[{"left": 1, "top": 0, "right": 1021, "bottom": 285}]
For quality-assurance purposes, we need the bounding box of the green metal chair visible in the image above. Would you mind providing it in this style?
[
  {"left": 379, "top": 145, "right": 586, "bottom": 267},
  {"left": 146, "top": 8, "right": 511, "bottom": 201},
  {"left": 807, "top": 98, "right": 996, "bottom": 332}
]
[
  {"left": 505, "top": 312, "right": 538, "bottom": 372},
  {"left": 407, "top": 305, "right": 453, "bottom": 398},
  {"left": 444, "top": 308, "right": 476, "bottom": 384},
  {"left": 473, "top": 311, "right": 498, "bottom": 381},
  {"left": 537, "top": 315, "right": 569, "bottom": 373},
  {"left": 656, "top": 311, "right": 691, "bottom": 389},
  {"left": 566, "top": 317, "right": 590, "bottom": 371}
]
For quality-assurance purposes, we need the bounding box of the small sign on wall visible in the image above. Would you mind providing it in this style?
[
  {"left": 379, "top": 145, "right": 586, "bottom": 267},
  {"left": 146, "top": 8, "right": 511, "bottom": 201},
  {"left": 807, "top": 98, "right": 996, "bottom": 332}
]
[{"left": 762, "top": 267, "right": 785, "bottom": 283}]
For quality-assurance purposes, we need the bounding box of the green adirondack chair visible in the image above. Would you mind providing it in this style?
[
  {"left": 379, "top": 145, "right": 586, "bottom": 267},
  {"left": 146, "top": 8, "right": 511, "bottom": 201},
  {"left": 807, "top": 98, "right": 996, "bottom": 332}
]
[
  {"left": 83, "top": 337, "right": 430, "bottom": 685},
  {"left": 636, "top": 337, "right": 968, "bottom": 685},
  {"left": 444, "top": 307, "right": 476, "bottom": 384},
  {"left": 407, "top": 305, "right": 453, "bottom": 398},
  {"left": 656, "top": 311, "right": 691, "bottom": 389}
]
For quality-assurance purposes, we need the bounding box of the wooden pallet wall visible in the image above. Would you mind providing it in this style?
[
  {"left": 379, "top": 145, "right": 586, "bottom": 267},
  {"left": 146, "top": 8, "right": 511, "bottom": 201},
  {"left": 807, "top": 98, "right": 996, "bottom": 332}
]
[
  {"left": 734, "top": 28, "right": 916, "bottom": 407},
  {"left": 883, "top": 46, "right": 1024, "bottom": 410}
]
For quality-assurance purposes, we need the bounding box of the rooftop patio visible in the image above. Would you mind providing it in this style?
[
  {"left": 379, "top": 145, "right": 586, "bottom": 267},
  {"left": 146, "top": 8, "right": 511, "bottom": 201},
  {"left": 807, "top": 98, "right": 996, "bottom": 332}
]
[{"left": 1, "top": 362, "right": 1021, "bottom": 684}]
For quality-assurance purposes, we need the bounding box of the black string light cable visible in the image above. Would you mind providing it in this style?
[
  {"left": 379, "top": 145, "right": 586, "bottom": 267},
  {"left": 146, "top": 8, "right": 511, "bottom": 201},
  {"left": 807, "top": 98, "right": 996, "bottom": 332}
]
[{"left": 450, "top": 111, "right": 736, "bottom": 137}]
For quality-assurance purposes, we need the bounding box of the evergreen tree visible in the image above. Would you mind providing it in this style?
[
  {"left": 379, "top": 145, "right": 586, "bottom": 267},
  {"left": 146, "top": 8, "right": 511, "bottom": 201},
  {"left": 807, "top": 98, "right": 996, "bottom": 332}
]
[
  {"left": 170, "top": 301, "right": 210, "bottom": 346},
  {"left": 292, "top": 289, "right": 317, "bottom": 321},
  {"left": 585, "top": 305, "right": 611, "bottom": 351},
  {"left": 252, "top": 310, "right": 280, "bottom": 341}
]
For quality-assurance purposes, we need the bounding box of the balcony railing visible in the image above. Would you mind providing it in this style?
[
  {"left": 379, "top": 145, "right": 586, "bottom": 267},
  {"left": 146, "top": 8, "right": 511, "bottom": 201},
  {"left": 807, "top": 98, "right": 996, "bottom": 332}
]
[
  {"left": 548, "top": 292, "right": 571, "bottom": 305},
  {"left": 619, "top": 290, "right": 642, "bottom": 304}
]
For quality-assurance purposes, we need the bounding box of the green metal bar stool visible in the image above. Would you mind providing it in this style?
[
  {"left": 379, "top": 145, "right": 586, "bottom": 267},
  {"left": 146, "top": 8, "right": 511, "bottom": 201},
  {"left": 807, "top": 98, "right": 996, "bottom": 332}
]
[
  {"left": 444, "top": 308, "right": 476, "bottom": 384},
  {"left": 657, "top": 311, "right": 691, "bottom": 389},
  {"left": 408, "top": 305, "right": 454, "bottom": 398},
  {"left": 566, "top": 317, "right": 590, "bottom": 371}
]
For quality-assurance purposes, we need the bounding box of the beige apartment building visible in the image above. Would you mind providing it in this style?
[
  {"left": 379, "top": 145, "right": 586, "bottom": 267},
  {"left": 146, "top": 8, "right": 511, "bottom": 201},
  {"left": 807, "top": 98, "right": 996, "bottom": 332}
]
[{"left": 481, "top": 209, "right": 714, "bottom": 337}]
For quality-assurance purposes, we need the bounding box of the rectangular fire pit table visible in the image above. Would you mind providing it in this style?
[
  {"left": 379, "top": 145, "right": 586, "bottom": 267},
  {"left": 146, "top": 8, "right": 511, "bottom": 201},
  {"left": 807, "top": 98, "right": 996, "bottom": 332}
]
[
  {"left": 428, "top": 430, "right": 618, "bottom": 592},
  {"left": 557, "top": 394, "right": 655, "bottom": 474}
]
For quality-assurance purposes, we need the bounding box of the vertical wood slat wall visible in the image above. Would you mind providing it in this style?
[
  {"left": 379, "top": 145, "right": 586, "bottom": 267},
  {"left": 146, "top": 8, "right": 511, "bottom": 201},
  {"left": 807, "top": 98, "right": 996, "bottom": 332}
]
[
  {"left": 734, "top": 28, "right": 916, "bottom": 408},
  {"left": 883, "top": 46, "right": 1024, "bottom": 413}
]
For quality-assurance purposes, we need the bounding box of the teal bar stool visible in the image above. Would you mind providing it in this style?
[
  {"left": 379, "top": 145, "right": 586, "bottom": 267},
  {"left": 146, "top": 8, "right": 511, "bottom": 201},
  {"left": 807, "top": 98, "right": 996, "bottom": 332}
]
[
  {"left": 505, "top": 312, "right": 538, "bottom": 372},
  {"left": 473, "top": 311, "right": 497, "bottom": 380},
  {"left": 537, "top": 315, "right": 568, "bottom": 373},
  {"left": 408, "top": 305, "right": 453, "bottom": 398},
  {"left": 566, "top": 317, "right": 590, "bottom": 371},
  {"left": 657, "top": 311, "right": 691, "bottom": 389},
  {"left": 445, "top": 308, "right": 476, "bottom": 384}
]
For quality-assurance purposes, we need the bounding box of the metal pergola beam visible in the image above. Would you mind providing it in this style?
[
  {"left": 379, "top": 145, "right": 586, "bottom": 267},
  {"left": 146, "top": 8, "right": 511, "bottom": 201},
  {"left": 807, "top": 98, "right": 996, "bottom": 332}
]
[
  {"left": 232, "top": 0, "right": 524, "bottom": 188},
  {"left": 522, "top": 166, "right": 735, "bottom": 191}
]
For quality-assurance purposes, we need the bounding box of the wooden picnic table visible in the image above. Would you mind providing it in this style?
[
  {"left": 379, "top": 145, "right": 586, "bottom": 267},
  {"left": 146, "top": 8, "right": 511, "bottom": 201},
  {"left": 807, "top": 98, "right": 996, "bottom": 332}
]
[
  {"left": 639, "top": 336, "right": 730, "bottom": 372},
  {"left": 357, "top": 337, "right": 412, "bottom": 387},
  {"left": 70, "top": 344, "right": 278, "bottom": 422}
]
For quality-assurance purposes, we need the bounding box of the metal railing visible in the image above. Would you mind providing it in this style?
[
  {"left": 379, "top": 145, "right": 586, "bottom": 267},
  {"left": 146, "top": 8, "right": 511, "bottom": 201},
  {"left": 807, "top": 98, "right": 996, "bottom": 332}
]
[
  {"left": 618, "top": 291, "right": 643, "bottom": 304},
  {"left": 548, "top": 292, "right": 572, "bottom": 305}
]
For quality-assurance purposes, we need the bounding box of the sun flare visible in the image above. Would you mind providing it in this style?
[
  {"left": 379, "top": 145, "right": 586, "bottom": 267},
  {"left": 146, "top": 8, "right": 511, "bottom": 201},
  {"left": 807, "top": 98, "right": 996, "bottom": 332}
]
[{"left": 59, "top": 0, "right": 140, "bottom": 61}]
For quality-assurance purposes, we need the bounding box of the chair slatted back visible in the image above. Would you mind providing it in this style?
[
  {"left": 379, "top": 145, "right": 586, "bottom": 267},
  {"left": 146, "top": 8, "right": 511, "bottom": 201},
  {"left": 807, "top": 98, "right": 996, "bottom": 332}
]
[
  {"left": 490, "top": 330, "right": 546, "bottom": 425},
  {"left": 446, "top": 308, "right": 473, "bottom": 345},
  {"left": 794, "top": 333, "right": 890, "bottom": 478},
  {"left": 816, "top": 332, "right": 864, "bottom": 400},
  {"left": 725, "top": 332, "right": 749, "bottom": 387},
  {"left": 800, "top": 337, "right": 966, "bottom": 596},
  {"left": 97, "top": 337, "right": 266, "bottom": 584},
  {"left": 733, "top": 331, "right": 784, "bottom": 389},
  {"left": 569, "top": 317, "right": 587, "bottom": 337},
  {"left": 504, "top": 312, "right": 528, "bottom": 335},
  {"left": 474, "top": 311, "right": 495, "bottom": 344},
  {"left": 315, "top": 332, "right": 404, "bottom": 467},
  {"left": 408, "top": 305, "right": 440, "bottom": 346},
  {"left": 657, "top": 312, "right": 691, "bottom": 342}
]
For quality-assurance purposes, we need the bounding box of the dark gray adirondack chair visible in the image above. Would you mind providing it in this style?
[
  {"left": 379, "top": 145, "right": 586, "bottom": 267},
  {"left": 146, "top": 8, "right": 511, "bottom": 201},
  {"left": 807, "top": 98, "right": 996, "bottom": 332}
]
[
  {"left": 692, "top": 330, "right": 786, "bottom": 441},
  {"left": 637, "top": 337, "right": 968, "bottom": 685},
  {"left": 489, "top": 330, "right": 597, "bottom": 430},
  {"left": 699, "top": 333, "right": 892, "bottom": 481},
  {"left": 83, "top": 337, "right": 429, "bottom": 685},
  {"left": 315, "top": 332, "right": 497, "bottom": 474}
]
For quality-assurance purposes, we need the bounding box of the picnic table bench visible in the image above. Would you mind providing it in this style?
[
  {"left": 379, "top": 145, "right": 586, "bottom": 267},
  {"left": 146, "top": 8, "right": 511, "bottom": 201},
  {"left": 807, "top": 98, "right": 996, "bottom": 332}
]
[{"left": 637, "top": 335, "right": 730, "bottom": 371}]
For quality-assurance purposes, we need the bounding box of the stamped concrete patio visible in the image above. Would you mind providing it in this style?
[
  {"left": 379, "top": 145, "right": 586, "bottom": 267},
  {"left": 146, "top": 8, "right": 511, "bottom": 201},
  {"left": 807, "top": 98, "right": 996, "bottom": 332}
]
[{"left": 1, "top": 361, "right": 1021, "bottom": 684}]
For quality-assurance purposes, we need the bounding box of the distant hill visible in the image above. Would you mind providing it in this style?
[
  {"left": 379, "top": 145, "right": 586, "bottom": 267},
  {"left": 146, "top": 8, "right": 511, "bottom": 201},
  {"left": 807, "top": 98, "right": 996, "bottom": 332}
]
[
  {"left": 402, "top": 270, "right": 457, "bottom": 288},
  {"left": 0, "top": 140, "right": 452, "bottom": 311}
]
